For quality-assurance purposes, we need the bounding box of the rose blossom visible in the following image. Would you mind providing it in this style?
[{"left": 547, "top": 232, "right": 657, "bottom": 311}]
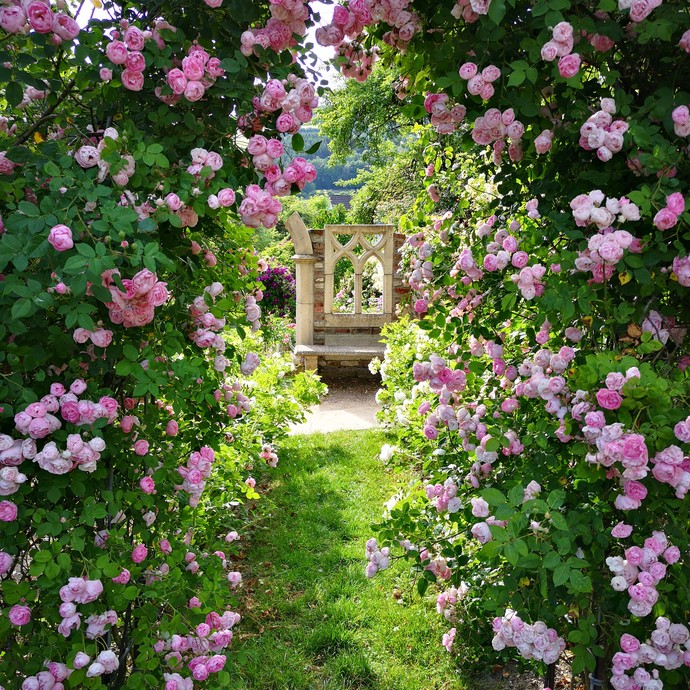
[
  {"left": 48, "top": 224, "right": 74, "bottom": 252},
  {"left": 9, "top": 604, "right": 31, "bottom": 626}
]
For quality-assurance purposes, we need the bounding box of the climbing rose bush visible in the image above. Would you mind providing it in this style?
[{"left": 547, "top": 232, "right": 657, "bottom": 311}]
[
  {"left": 342, "top": 0, "right": 690, "bottom": 687},
  {"left": 0, "top": 0, "right": 325, "bottom": 687}
]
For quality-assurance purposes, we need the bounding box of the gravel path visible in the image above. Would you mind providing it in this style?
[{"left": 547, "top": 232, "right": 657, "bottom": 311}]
[{"left": 289, "top": 374, "right": 380, "bottom": 435}]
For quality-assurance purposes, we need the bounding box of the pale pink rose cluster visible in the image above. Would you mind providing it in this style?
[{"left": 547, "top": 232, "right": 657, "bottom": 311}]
[
  {"left": 510, "top": 262, "right": 546, "bottom": 300},
  {"left": 672, "top": 105, "right": 690, "bottom": 137},
  {"left": 607, "top": 531, "right": 679, "bottom": 618},
  {"left": 579, "top": 99, "right": 629, "bottom": 161},
  {"left": 238, "top": 184, "right": 282, "bottom": 229},
  {"left": 259, "top": 443, "right": 278, "bottom": 468},
  {"left": 264, "top": 155, "right": 317, "bottom": 197},
  {"left": 247, "top": 134, "right": 284, "bottom": 175},
  {"left": 239, "top": 352, "right": 260, "bottom": 377},
  {"left": 74, "top": 127, "right": 135, "bottom": 186},
  {"left": 219, "top": 381, "right": 252, "bottom": 419},
  {"left": 425, "top": 478, "right": 462, "bottom": 513},
  {"left": 58, "top": 577, "right": 103, "bottom": 636},
  {"left": 188, "top": 282, "right": 227, "bottom": 363},
  {"left": 0, "top": 433, "right": 37, "bottom": 468},
  {"left": 424, "top": 93, "right": 467, "bottom": 134},
  {"left": 491, "top": 610, "right": 566, "bottom": 665},
  {"left": 442, "top": 627, "right": 456, "bottom": 652},
  {"left": 73, "top": 327, "right": 113, "bottom": 349},
  {"left": 570, "top": 189, "right": 641, "bottom": 229},
  {"left": 653, "top": 192, "right": 684, "bottom": 231},
  {"left": 164, "top": 44, "right": 224, "bottom": 104},
  {"left": 186, "top": 147, "right": 223, "bottom": 178},
  {"left": 458, "top": 62, "right": 501, "bottom": 100},
  {"left": 337, "top": 41, "right": 379, "bottom": 82},
  {"left": 316, "top": 0, "right": 420, "bottom": 65},
  {"left": 452, "top": 0, "right": 493, "bottom": 23},
  {"left": 540, "top": 22, "right": 581, "bottom": 78},
  {"left": 156, "top": 611, "right": 240, "bottom": 684},
  {"left": 436, "top": 583, "right": 469, "bottom": 621},
  {"left": 245, "top": 293, "right": 262, "bottom": 331},
  {"left": 34, "top": 435, "right": 106, "bottom": 475},
  {"left": 450, "top": 247, "right": 483, "bottom": 283},
  {"left": 0, "top": 464, "right": 27, "bottom": 495},
  {"left": 471, "top": 108, "right": 525, "bottom": 163},
  {"left": 611, "top": 618, "right": 690, "bottom": 690},
  {"left": 650, "top": 445, "right": 690, "bottom": 499},
  {"left": 19, "top": 660, "right": 72, "bottom": 690},
  {"left": 250, "top": 74, "right": 318, "bottom": 135},
  {"left": 104, "top": 24, "right": 154, "bottom": 92},
  {"left": 176, "top": 446, "right": 216, "bottom": 508},
  {"left": 102, "top": 268, "right": 169, "bottom": 328},
  {"left": 365, "top": 537, "right": 390, "bottom": 578},
  {"left": 574, "top": 227, "right": 640, "bottom": 284},
  {"left": 85, "top": 610, "right": 118, "bottom": 639},
  {"left": 0, "top": 0, "right": 79, "bottom": 43},
  {"left": 617, "top": 0, "right": 663, "bottom": 24},
  {"left": 84, "top": 650, "right": 119, "bottom": 678},
  {"left": 240, "top": 0, "right": 308, "bottom": 56},
  {"left": 671, "top": 255, "right": 690, "bottom": 287}
]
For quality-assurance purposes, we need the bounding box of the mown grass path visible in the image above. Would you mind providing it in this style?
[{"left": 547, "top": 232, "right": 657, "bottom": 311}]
[{"left": 229, "top": 429, "right": 463, "bottom": 690}]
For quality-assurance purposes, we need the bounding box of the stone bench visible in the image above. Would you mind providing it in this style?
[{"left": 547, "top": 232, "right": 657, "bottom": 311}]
[{"left": 294, "top": 342, "right": 386, "bottom": 372}]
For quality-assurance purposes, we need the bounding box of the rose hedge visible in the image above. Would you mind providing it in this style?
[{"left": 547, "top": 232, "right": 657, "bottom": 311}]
[
  {"left": 0, "top": 0, "right": 326, "bottom": 687},
  {"left": 314, "top": 0, "right": 690, "bottom": 687}
]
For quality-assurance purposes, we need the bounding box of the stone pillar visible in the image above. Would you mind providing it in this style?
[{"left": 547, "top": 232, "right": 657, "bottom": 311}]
[
  {"left": 293, "top": 254, "right": 317, "bottom": 347},
  {"left": 286, "top": 213, "right": 316, "bottom": 348}
]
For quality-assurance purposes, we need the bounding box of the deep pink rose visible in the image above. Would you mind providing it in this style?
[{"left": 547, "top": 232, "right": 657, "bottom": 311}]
[
  {"left": 165, "top": 420, "right": 178, "bottom": 436},
  {"left": 48, "top": 224, "right": 73, "bottom": 252},
  {"left": 131, "top": 269, "right": 157, "bottom": 296},
  {"left": 596, "top": 389, "right": 622, "bottom": 410},
  {"left": 125, "top": 51, "right": 146, "bottom": 73}
]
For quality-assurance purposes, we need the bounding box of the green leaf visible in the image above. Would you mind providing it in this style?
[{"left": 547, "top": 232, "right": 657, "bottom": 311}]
[
  {"left": 553, "top": 563, "right": 570, "bottom": 586},
  {"left": 292, "top": 132, "right": 304, "bottom": 152},
  {"left": 487, "top": 0, "right": 506, "bottom": 24},
  {"left": 123, "top": 585, "right": 139, "bottom": 601},
  {"left": 6, "top": 82, "right": 23, "bottom": 107},
  {"left": 481, "top": 488, "right": 506, "bottom": 506},
  {"left": 123, "top": 343, "right": 139, "bottom": 361},
  {"left": 550, "top": 512, "right": 568, "bottom": 531}
]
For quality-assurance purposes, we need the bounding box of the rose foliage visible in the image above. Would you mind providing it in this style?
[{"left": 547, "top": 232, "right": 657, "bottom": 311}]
[
  {"left": 0, "top": 0, "right": 327, "bottom": 687},
  {"left": 323, "top": 0, "right": 690, "bottom": 688}
]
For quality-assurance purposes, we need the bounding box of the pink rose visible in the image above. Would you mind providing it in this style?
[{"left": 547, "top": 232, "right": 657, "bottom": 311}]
[
  {"left": 217, "top": 188, "right": 236, "bottom": 207},
  {"left": 52, "top": 13, "right": 80, "bottom": 41},
  {"left": 125, "top": 51, "right": 145, "bottom": 73},
  {"left": 558, "top": 53, "right": 581, "bottom": 79},
  {"left": 653, "top": 208, "right": 678, "bottom": 230},
  {"left": 596, "top": 389, "right": 622, "bottom": 410},
  {"left": 666, "top": 192, "right": 685, "bottom": 216},
  {"left": 105, "top": 40, "right": 128, "bottom": 65},
  {"left": 131, "top": 268, "right": 157, "bottom": 295},
  {"left": 611, "top": 522, "right": 633, "bottom": 538},
  {"left": 624, "top": 480, "right": 647, "bottom": 501},
  {"left": 276, "top": 112, "right": 295, "bottom": 133},
  {"left": 165, "top": 420, "right": 178, "bottom": 436},
  {"left": 620, "top": 633, "right": 640, "bottom": 653},
  {"left": 663, "top": 545, "right": 681, "bottom": 564},
  {"left": 90, "top": 329, "right": 113, "bottom": 348},
  {"left": 182, "top": 55, "right": 205, "bottom": 81},
  {"left": 165, "top": 192, "right": 182, "bottom": 211},
  {"left": 123, "top": 26, "right": 145, "bottom": 51},
  {"left": 9, "top": 604, "right": 31, "bottom": 626},
  {"left": 0, "top": 6, "right": 26, "bottom": 34},
  {"left": 167, "top": 68, "right": 187, "bottom": 94},
  {"left": 48, "top": 224, "right": 73, "bottom": 252},
  {"left": 139, "top": 476, "right": 155, "bottom": 494},
  {"left": 134, "top": 439, "right": 149, "bottom": 456},
  {"left": 147, "top": 282, "right": 169, "bottom": 307},
  {"left": 540, "top": 41, "right": 559, "bottom": 62},
  {"left": 184, "top": 80, "right": 205, "bottom": 102},
  {"left": 27, "top": 1, "right": 54, "bottom": 33},
  {"left": 511, "top": 251, "right": 529, "bottom": 268},
  {"left": 206, "top": 57, "right": 224, "bottom": 77},
  {"left": 121, "top": 69, "right": 144, "bottom": 92},
  {"left": 0, "top": 500, "right": 18, "bottom": 521},
  {"left": 131, "top": 544, "right": 148, "bottom": 563}
]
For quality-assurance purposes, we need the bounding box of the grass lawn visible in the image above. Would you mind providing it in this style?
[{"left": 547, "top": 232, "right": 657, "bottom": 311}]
[{"left": 227, "top": 429, "right": 465, "bottom": 690}]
